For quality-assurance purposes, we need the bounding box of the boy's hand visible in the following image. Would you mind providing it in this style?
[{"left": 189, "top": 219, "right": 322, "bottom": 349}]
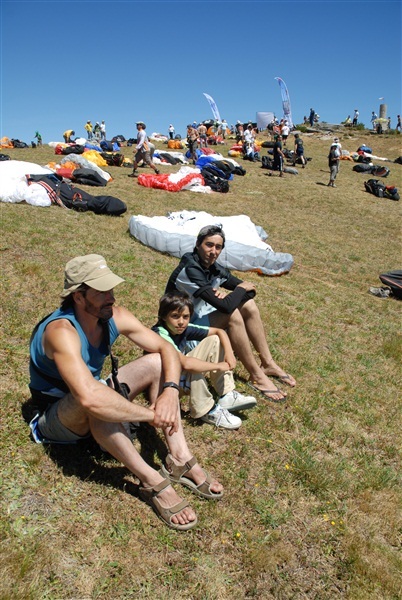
[
  {"left": 211, "top": 361, "right": 232, "bottom": 372},
  {"left": 224, "top": 352, "right": 236, "bottom": 370}
]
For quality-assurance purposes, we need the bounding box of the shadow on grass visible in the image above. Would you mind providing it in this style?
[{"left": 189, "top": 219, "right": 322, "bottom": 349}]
[
  {"left": 20, "top": 395, "right": 186, "bottom": 499},
  {"left": 20, "top": 394, "right": 250, "bottom": 500}
]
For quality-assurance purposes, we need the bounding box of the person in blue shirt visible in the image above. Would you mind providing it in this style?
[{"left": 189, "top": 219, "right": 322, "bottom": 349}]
[
  {"left": 29, "top": 254, "right": 225, "bottom": 530},
  {"left": 153, "top": 292, "right": 257, "bottom": 429}
]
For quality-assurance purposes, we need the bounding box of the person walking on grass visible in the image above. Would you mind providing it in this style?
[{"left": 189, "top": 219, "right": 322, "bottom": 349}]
[
  {"left": 127, "top": 122, "right": 160, "bottom": 178},
  {"left": 272, "top": 134, "right": 285, "bottom": 177},
  {"left": 186, "top": 124, "right": 199, "bottom": 164},
  {"left": 153, "top": 292, "right": 257, "bottom": 430},
  {"left": 34, "top": 131, "right": 42, "bottom": 147},
  {"left": 29, "top": 254, "right": 224, "bottom": 531},
  {"left": 165, "top": 225, "right": 296, "bottom": 403},
  {"left": 293, "top": 133, "right": 306, "bottom": 168},
  {"left": 328, "top": 142, "right": 340, "bottom": 187}
]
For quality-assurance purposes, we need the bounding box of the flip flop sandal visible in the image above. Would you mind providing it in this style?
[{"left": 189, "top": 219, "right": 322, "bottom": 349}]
[
  {"left": 160, "top": 454, "right": 223, "bottom": 501},
  {"left": 271, "top": 373, "right": 296, "bottom": 387},
  {"left": 247, "top": 382, "right": 287, "bottom": 404},
  {"left": 139, "top": 478, "right": 197, "bottom": 531}
]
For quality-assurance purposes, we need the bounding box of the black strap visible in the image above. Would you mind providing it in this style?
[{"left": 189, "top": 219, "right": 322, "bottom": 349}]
[
  {"left": 30, "top": 360, "right": 70, "bottom": 393},
  {"left": 100, "top": 320, "right": 130, "bottom": 399}
]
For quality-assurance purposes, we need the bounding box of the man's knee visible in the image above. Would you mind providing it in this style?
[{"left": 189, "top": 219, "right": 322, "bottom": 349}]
[
  {"left": 239, "top": 299, "right": 260, "bottom": 318},
  {"left": 120, "top": 353, "right": 161, "bottom": 376},
  {"left": 117, "top": 353, "right": 162, "bottom": 396},
  {"left": 226, "top": 308, "right": 245, "bottom": 329}
]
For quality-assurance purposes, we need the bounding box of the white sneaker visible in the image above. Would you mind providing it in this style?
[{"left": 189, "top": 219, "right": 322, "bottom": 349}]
[
  {"left": 201, "top": 405, "right": 242, "bottom": 429},
  {"left": 218, "top": 390, "right": 257, "bottom": 412}
]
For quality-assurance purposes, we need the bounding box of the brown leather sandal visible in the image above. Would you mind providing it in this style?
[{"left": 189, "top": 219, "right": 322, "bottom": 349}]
[
  {"left": 160, "top": 454, "right": 223, "bottom": 501},
  {"left": 139, "top": 478, "right": 197, "bottom": 531}
]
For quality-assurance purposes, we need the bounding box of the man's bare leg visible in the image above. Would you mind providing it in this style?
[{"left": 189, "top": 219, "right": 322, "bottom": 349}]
[
  {"left": 117, "top": 353, "right": 162, "bottom": 403},
  {"left": 119, "top": 352, "right": 223, "bottom": 493},
  {"left": 57, "top": 353, "right": 196, "bottom": 526},
  {"left": 238, "top": 300, "right": 296, "bottom": 387},
  {"left": 89, "top": 419, "right": 196, "bottom": 526},
  {"left": 209, "top": 310, "right": 287, "bottom": 400},
  {"left": 161, "top": 409, "right": 223, "bottom": 495}
]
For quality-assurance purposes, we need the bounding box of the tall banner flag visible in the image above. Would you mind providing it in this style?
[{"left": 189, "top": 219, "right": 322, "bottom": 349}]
[
  {"left": 203, "top": 93, "right": 222, "bottom": 123},
  {"left": 274, "top": 77, "right": 293, "bottom": 129}
]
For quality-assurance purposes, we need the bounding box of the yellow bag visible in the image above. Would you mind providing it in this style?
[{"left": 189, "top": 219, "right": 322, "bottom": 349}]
[{"left": 82, "top": 150, "right": 107, "bottom": 167}]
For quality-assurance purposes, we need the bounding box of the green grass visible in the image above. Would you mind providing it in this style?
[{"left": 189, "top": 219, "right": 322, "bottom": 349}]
[{"left": 1, "top": 130, "right": 401, "bottom": 599}]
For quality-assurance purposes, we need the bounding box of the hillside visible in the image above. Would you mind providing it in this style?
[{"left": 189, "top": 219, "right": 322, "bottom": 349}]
[{"left": 1, "top": 129, "right": 401, "bottom": 599}]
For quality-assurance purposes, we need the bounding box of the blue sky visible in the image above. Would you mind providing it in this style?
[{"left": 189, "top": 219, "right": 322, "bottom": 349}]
[{"left": 1, "top": 0, "right": 401, "bottom": 143}]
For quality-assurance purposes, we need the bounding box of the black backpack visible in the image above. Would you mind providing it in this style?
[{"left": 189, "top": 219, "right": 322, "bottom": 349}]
[
  {"left": 364, "top": 179, "right": 386, "bottom": 197},
  {"left": 261, "top": 156, "right": 274, "bottom": 169},
  {"left": 353, "top": 163, "right": 373, "bottom": 173},
  {"left": 101, "top": 152, "right": 124, "bottom": 167},
  {"left": 11, "top": 139, "right": 29, "bottom": 148},
  {"left": 71, "top": 168, "right": 107, "bottom": 187},
  {"left": 62, "top": 144, "right": 84, "bottom": 155},
  {"left": 370, "top": 165, "right": 390, "bottom": 178},
  {"left": 379, "top": 270, "right": 402, "bottom": 298},
  {"left": 201, "top": 168, "right": 229, "bottom": 193}
]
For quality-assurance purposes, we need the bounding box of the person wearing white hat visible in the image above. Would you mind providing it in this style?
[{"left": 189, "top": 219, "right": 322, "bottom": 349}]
[
  {"left": 28, "top": 254, "right": 224, "bottom": 530},
  {"left": 168, "top": 124, "right": 175, "bottom": 139},
  {"left": 100, "top": 120, "right": 106, "bottom": 140}
]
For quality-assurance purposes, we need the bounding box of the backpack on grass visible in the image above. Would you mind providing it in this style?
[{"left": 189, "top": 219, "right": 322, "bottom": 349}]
[
  {"left": 378, "top": 270, "right": 402, "bottom": 298},
  {"left": 201, "top": 168, "right": 229, "bottom": 193},
  {"left": 100, "top": 152, "right": 124, "bottom": 167},
  {"left": 364, "top": 179, "right": 386, "bottom": 197},
  {"left": 370, "top": 165, "right": 390, "bottom": 178},
  {"left": 353, "top": 163, "right": 372, "bottom": 173},
  {"left": 364, "top": 179, "right": 399, "bottom": 200}
]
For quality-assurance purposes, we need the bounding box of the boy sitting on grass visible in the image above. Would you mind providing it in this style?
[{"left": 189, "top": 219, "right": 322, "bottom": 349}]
[{"left": 152, "top": 291, "right": 257, "bottom": 429}]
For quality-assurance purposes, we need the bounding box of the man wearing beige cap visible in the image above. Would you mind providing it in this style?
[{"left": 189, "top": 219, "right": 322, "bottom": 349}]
[{"left": 29, "top": 254, "right": 223, "bottom": 530}]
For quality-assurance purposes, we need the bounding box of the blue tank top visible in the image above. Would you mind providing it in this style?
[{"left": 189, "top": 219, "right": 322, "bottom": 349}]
[{"left": 29, "top": 306, "right": 119, "bottom": 396}]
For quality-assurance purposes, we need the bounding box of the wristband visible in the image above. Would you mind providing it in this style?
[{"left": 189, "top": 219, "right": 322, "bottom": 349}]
[{"left": 163, "top": 381, "right": 180, "bottom": 391}]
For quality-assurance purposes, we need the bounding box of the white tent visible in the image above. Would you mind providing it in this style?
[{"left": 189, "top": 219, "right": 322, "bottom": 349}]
[
  {"left": 256, "top": 112, "right": 275, "bottom": 130},
  {"left": 129, "top": 210, "right": 293, "bottom": 276}
]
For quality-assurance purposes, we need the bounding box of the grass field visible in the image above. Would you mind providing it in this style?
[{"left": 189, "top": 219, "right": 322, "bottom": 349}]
[{"left": 1, "top": 129, "right": 401, "bottom": 599}]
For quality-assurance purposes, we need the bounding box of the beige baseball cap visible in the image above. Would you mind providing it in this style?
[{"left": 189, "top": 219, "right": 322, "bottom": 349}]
[{"left": 61, "top": 254, "right": 125, "bottom": 297}]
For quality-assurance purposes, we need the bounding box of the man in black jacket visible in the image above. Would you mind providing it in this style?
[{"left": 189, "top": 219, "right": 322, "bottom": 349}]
[{"left": 166, "top": 225, "right": 296, "bottom": 402}]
